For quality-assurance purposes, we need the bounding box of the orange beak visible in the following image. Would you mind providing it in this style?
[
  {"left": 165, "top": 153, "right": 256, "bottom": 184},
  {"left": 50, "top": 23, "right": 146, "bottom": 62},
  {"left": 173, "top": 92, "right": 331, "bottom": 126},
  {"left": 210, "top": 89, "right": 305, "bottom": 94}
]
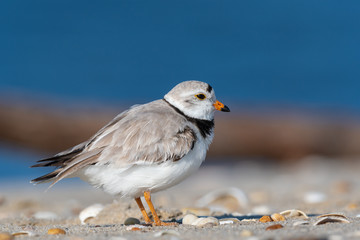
[{"left": 213, "top": 100, "right": 230, "bottom": 112}]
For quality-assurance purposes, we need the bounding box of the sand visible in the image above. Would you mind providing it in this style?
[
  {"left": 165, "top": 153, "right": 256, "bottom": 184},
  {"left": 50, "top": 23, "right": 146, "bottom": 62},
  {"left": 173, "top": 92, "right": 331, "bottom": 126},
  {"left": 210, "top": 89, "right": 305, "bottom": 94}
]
[{"left": 1, "top": 157, "right": 360, "bottom": 239}]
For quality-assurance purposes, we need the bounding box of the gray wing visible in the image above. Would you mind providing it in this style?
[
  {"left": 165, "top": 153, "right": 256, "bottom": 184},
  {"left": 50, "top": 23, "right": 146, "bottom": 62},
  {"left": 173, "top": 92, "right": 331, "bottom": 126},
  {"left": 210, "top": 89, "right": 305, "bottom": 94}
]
[
  {"left": 31, "top": 100, "right": 197, "bottom": 185},
  {"left": 87, "top": 100, "right": 197, "bottom": 166}
]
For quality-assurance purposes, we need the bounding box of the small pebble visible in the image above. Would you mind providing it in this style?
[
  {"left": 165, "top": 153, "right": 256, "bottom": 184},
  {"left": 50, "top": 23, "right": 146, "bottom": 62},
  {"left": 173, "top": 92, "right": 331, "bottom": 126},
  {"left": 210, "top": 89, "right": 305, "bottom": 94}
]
[
  {"left": 266, "top": 224, "right": 283, "bottom": 230},
  {"left": 124, "top": 217, "right": 140, "bottom": 225},
  {"left": 259, "top": 215, "right": 272, "bottom": 223},
  {"left": 47, "top": 228, "right": 66, "bottom": 235},
  {"left": 0, "top": 233, "right": 13, "bottom": 240}
]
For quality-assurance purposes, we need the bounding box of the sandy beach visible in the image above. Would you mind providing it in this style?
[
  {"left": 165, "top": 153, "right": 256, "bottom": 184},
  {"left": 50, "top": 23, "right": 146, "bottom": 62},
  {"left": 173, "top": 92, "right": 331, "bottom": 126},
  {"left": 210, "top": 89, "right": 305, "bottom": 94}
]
[{"left": 1, "top": 157, "right": 360, "bottom": 239}]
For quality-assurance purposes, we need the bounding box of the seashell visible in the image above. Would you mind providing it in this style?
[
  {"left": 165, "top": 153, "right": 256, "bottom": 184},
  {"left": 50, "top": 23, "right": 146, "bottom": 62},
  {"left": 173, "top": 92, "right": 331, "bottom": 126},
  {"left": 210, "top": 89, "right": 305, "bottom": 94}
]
[
  {"left": 252, "top": 205, "right": 271, "bottom": 215},
  {"left": 303, "top": 191, "right": 327, "bottom": 204},
  {"left": 47, "top": 228, "right": 66, "bottom": 235},
  {"left": 242, "top": 219, "right": 257, "bottom": 222},
  {"left": 280, "top": 209, "right": 308, "bottom": 220},
  {"left": 314, "top": 217, "right": 350, "bottom": 225},
  {"left": 0, "top": 232, "right": 13, "bottom": 240},
  {"left": 33, "top": 211, "right": 58, "bottom": 220},
  {"left": 259, "top": 215, "right": 272, "bottom": 223},
  {"left": 219, "top": 218, "right": 240, "bottom": 225},
  {"left": 192, "top": 217, "right": 219, "bottom": 227},
  {"left": 316, "top": 213, "right": 348, "bottom": 219},
  {"left": 240, "top": 230, "right": 253, "bottom": 237},
  {"left": 124, "top": 217, "right": 140, "bottom": 225},
  {"left": 126, "top": 224, "right": 146, "bottom": 231},
  {"left": 11, "top": 231, "right": 35, "bottom": 237},
  {"left": 271, "top": 213, "right": 285, "bottom": 222},
  {"left": 79, "top": 204, "right": 104, "bottom": 224},
  {"left": 293, "top": 220, "right": 309, "bottom": 226},
  {"left": 181, "top": 207, "right": 211, "bottom": 216},
  {"left": 195, "top": 187, "right": 248, "bottom": 212},
  {"left": 266, "top": 224, "right": 283, "bottom": 230},
  {"left": 182, "top": 214, "right": 199, "bottom": 225},
  {"left": 153, "top": 230, "right": 180, "bottom": 237}
]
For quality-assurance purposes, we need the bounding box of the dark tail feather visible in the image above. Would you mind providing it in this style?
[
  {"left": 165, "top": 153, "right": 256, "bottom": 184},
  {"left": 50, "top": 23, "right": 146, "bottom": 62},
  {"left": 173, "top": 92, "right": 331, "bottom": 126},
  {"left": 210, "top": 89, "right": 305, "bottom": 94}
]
[
  {"left": 31, "top": 148, "right": 83, "bottom": 168},
  {"left": 30, "top": 169, "right": 61, "bottom": 184}
]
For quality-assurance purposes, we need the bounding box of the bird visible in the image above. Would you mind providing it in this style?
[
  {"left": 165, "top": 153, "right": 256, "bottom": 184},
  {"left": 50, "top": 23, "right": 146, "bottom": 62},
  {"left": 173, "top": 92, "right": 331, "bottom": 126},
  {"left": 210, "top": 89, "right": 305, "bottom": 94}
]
[{"left": 31, "top": 80, "right": 230, "bottom": 226}]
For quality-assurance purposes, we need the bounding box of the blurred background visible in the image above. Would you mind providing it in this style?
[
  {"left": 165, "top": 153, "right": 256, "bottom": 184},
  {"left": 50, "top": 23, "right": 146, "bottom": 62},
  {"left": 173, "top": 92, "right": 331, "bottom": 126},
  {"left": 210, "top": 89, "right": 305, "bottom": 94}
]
[{"left": 1, "top": 0, "right": 360, "bottom": 183}]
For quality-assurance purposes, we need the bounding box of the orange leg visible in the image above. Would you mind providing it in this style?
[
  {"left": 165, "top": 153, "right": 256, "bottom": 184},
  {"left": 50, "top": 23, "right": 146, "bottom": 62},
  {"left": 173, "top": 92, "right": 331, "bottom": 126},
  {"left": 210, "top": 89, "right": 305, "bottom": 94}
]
[
  {"left": 143, "top": 191, "right": 177, "bottom": 226},
  {"left": 135, "top": 197, "right": 152, "bottom": 224}
]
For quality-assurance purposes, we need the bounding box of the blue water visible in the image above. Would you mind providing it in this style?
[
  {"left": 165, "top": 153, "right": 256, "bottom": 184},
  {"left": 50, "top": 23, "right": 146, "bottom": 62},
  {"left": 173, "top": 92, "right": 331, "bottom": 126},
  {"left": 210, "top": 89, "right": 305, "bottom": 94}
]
[
  {"left": 1, "top": 1, "right": 360, "bottom": 178},
  {"left": 1, "top": 1, "right": 360, "bottom": 109}
]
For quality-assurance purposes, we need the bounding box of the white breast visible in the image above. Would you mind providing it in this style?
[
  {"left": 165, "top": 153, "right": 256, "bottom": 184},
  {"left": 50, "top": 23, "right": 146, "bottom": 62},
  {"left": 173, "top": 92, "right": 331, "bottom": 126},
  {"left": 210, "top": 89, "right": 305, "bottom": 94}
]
[{"left": 81, "top": 133, "right": 212, "bottom": 198}]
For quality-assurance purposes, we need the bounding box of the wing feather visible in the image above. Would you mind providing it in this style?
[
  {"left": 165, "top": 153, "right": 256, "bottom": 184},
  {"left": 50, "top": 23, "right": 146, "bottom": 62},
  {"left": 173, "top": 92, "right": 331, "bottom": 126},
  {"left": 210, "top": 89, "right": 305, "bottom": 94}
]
[{"left": 31, "top": 100, "right": 197, "bottom": 186}]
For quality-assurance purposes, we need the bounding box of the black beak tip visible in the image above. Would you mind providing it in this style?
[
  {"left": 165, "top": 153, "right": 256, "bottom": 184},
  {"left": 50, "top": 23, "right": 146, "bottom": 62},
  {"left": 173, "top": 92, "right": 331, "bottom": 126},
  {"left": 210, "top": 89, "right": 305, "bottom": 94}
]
[{"left": 221, "top": 105, "right": 230, "bottom": 112}]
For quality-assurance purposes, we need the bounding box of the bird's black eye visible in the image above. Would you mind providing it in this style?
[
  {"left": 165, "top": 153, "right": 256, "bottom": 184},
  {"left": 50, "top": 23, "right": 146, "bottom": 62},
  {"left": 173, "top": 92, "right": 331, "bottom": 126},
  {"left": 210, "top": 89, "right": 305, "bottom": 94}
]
[{"left": 195, "top": 93, "right": 206, "bottom": 100}]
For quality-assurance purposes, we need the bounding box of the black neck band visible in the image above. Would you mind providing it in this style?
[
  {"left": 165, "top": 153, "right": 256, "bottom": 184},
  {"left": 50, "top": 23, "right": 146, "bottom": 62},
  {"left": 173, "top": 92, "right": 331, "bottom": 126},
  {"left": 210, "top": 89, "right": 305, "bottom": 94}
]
[{"left": 163, "top": 99, "right": 214, "bottom": 138}]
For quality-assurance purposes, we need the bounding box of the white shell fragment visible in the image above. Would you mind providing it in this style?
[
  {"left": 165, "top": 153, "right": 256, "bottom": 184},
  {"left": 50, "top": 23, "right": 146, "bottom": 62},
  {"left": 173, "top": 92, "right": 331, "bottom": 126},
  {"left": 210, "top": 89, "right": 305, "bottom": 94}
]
[
  {"left": 293, "top": 220, "right": 310, "bottom": 226},
  {"left": 195, "top": 187, "right": 248, "bottom": 212},
  {"left": 304, "top": 191, "right": 327, "bottom": 204},
  {"left": 191, "top": 217, "right": 219, "bottom": 227},
  {"left": 79, "top": 204, "right": 104, "bottom": 224},
  {"left": 280, "top": 209, "right": 308, "bottom": 220},
  {"left": 33, "top": 211, "right": 59, "bottom": 220},
  {"left": 316, "top": 213, "right": 348, "bottom": 219},
  {"left": 314, "top": 217, "right": 350, "bottom": 225},
  {"left": 219, "top": 218, "right": 240, "bottom": 225},
  {"left": 182, "top": 214, "right": 199, "bottom": 225}
]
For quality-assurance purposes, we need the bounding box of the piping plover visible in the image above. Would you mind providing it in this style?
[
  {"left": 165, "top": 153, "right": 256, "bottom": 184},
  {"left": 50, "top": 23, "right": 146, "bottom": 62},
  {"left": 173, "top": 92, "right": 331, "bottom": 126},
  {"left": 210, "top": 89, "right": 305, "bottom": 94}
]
[{"left": 31, "top": 80, "right": 230, "bottom": 226}]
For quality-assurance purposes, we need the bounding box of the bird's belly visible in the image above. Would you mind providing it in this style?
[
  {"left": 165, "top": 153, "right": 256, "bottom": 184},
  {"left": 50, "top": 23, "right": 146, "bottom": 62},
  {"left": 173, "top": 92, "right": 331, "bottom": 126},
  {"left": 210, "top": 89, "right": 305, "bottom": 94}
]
[{"left": 81, "top": 140, "right": 208, "bottom": 198}]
